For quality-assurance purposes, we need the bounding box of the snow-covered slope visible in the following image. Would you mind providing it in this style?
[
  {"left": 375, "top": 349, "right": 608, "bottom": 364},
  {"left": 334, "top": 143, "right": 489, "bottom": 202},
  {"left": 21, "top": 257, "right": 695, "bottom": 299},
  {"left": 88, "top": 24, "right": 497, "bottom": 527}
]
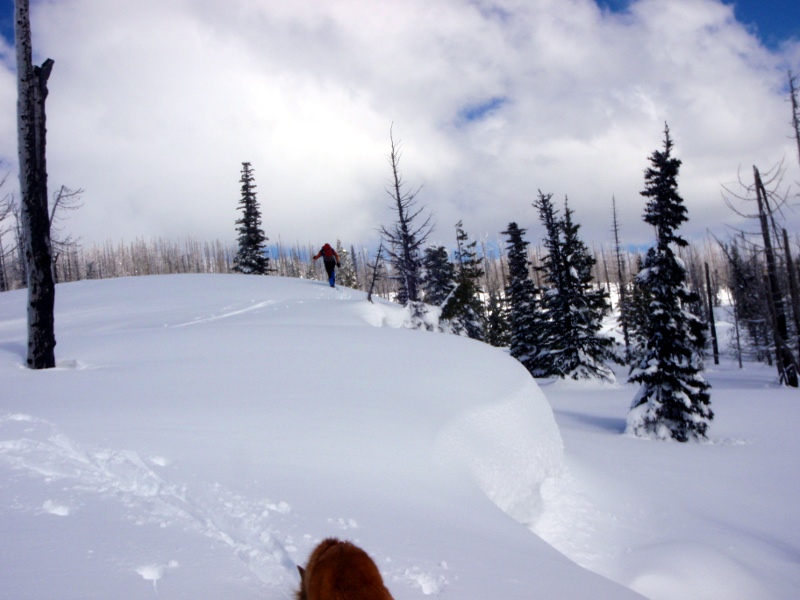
[{"left": 0, "top": 275, "right": 641, "bottom": 599}]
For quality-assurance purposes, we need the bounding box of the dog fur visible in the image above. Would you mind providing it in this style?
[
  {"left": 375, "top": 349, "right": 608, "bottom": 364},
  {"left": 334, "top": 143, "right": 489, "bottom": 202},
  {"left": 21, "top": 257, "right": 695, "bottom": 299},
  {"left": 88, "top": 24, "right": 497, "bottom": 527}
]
[{"left": 295, "top": 538, "right": 394, "bottom": 600}]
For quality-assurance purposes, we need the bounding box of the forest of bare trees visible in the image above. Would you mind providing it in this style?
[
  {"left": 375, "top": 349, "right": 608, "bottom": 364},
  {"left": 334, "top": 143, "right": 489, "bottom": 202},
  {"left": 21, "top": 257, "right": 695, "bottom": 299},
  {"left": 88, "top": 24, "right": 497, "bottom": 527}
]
[{"left": 0, "top": 208, "right": 725, "bottom": 312}]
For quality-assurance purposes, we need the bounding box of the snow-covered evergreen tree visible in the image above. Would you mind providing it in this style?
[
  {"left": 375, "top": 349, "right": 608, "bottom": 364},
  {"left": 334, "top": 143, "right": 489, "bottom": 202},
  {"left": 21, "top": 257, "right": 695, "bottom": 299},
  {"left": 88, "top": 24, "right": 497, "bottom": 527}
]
[
  {"left": 484, "top": 290, "right": 511, "bottom": 348},
  {"left": 232, "top": 162, "right": 269, "bottom": 275},
  {"left": 552, "top": 199, "right": 615, "bottom": 380},
  {"left": 335, "top": 239, "right": 358, "bottom": 288},
  {"left": 502, "top": 222, "right": 545, "bottom": 376},
  {"left": 533, "top": 191, "right": 572, "bottom": 377},
  {"left": 534, "top": 192, "right": 615, "bottom": 380},
  {"left": 627, "top": 125, "right": 713, "bottom": 442},
  {"left": 626, "top": 254, "right": 652, "bottom": 363},
  {"left": 442, "top": 221, "right": 486, "bottom": 341},
  {"left": 422, "top": 245, "right": 456, "bottom": 306}
]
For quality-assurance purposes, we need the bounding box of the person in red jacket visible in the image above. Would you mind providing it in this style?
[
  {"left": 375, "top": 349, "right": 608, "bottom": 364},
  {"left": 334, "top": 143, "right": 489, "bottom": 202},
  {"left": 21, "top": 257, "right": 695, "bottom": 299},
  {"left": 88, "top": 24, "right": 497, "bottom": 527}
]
[{"left": 313, "top": 243, "right": 341, "bottom": 287}]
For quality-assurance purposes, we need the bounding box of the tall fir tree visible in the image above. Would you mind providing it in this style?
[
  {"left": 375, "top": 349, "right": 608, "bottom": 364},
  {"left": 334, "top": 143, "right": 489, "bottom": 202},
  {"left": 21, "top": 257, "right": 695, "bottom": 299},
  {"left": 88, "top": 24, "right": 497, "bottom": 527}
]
[
  {"left": 442, "top": 221, "right": 486, "bottom": 340},
  {"left": 534, "top": 193, "right": 615, "bottom": 380},
  {"left": 233, "top": 162, "right": 269, "bottom": 275},
  {"left": 421, "top": 245, "right": 456, "bottom": 306},
  {"left": 627, "top": 125, "right": 713, "bottom": 442},
  {"left": 531, "top": 192, "right": 561, "bottom": 376},
  {"left": 502, "top": 222, "right": 545, "bottom": 376},
  {"left": 558, "top": 200, "right": 616, "bottom": 379}
]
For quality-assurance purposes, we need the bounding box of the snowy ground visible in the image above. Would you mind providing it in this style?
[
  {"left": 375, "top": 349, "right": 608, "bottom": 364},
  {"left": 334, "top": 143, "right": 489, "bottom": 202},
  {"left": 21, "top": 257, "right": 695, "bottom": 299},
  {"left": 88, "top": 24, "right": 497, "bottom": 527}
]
[{"left": 0, "top": 274, "right": 797, "bottom": 599}]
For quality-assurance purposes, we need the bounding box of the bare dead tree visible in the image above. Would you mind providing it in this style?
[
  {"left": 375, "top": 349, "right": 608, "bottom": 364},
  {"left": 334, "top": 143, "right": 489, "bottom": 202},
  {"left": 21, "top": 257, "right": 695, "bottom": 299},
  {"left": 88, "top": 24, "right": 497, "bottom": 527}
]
[
  {"left": 49, "top": 184, "right": 83, "bottom": 283},
  {"left": 15, "top": 0, "right": 56, "bottom": 368},
  {"left": 367, "top": 242, "right": 386, "bottom": 304},
  {"left": 790, "top": 71, "right": 800, "bottom": 170},
  {"left": 0, "top": 174, "right": 15, "bottom": 292},
  {"left": 611, "top": 196, "right": 630, "bottom": 359},
  {"left": 705, "top": 262, "right": 720, "bottom": 365},
  {"left": 754, "top": 166, "right": 797, "bottom": 386},
  {"left": 782, "top": 228, "right": 800, "bottom": 354},
  {"left": 721, "top": 166, "right": 794, "bottom": 370},
  {"left": 379, "top": 126, "right": 433, "bottom": 305}
]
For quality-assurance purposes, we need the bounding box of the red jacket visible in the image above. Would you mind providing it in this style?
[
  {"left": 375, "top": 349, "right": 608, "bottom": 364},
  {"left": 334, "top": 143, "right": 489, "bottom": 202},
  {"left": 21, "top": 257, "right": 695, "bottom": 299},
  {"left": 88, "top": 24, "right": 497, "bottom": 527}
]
[{"left": 314, "top": 243, "right": 340, "bottom": 262}]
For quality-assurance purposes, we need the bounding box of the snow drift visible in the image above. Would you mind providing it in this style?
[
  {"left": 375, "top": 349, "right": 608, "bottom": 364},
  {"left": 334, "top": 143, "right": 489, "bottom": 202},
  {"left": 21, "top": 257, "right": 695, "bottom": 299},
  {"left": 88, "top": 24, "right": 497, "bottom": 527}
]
[{"left": 0, "top": 275, "right": 640, "bottom": 599}]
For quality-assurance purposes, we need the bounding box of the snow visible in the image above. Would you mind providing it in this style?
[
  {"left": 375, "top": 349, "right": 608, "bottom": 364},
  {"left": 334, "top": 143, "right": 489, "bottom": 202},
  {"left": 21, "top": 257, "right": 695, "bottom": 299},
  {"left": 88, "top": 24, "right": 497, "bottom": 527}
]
[{"left": 0, "top": 274, "right": 797, "bottom": 599}]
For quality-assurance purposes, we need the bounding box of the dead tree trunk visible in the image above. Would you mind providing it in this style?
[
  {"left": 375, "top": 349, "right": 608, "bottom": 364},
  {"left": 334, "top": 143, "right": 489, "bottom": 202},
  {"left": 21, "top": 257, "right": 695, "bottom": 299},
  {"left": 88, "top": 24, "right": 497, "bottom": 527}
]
[
  {"left": 367, "top": 242, "right": 385, "bottom": 304},
  {"left": 731, "top": 290, "right": 743, "bottom": 369},
  {"left": 705, "top": 262, "right": 719, "bottom": 365},
  {"left": 754, "top": 166, "right": 797, "bottom": 386},
  {"left": 15, "top": 0, "right": 56, "bottom": 369},
  {"left": 790, "top": 71, "right": 800, "bottom": 170},
  {"left": 611, "top": 196, "right": 630, "bottom": 360},
  {"left": 782, "top": 228, "right": 800, "bottom": 355}
]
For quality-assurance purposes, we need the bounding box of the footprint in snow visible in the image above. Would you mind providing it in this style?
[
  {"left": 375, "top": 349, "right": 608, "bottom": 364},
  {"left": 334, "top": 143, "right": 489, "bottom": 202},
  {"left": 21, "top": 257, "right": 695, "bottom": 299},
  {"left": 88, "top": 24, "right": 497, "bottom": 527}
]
[
  {"left": 0, "top": 413, "right": 297, "bottom": 588},
  {"left": 399, "top": 566, "right": 449, "bottom": 595},
  {"left": 328, "top": 517, "right": 358, "bottom": 529},
  {"left": 135, "top": 560, "right": 179, "bottom": 592}
]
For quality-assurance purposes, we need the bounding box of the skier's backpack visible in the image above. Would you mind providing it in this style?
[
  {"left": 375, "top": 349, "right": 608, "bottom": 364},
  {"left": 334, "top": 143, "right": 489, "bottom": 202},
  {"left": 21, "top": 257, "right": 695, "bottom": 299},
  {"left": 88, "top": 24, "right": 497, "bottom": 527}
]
[{"left": 322, "top": 244, "right": 334, "bottom": 258}]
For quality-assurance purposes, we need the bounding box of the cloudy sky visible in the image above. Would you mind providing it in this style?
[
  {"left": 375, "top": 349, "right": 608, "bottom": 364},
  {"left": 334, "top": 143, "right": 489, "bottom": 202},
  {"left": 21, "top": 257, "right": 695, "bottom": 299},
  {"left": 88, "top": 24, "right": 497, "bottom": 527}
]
[{"left": 0, "top": 0, "right": 799, "bottom": 251}]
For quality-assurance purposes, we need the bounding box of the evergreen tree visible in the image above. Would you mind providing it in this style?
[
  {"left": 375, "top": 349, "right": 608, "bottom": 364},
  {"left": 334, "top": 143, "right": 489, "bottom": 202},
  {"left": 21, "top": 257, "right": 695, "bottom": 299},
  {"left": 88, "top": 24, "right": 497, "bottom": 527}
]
[
  {"left": 626, "top": 254, "right": 652, "bottom": 363},
  {"left": 336, "top": 239, "right": 358, "bottom": 288},
  {"left": 534, "top": 193, "right": 615, "bottom": 380},
  {"left": 232, "top": 162, "right": 269, "bottom": 275},
  {"left": 421, "top": 245, "right": 456, "bottom": 306},
  {"left": 531, "top": 192, "right": 561, "bottom": 376},
  {"left": 442, "top": 221, "right": 486, "bottom": 340},
  {"left": 484, "top": 289, "right": 511, "bottom": 348},
  {"left": 557, "top": 200, "right": 616, "bottom": 379},
  {"left": 502, "top": 222, "right": 545, "bottom": 376},
  {"left": 627, "top": 125, "right": 713, "bottom": 442}
]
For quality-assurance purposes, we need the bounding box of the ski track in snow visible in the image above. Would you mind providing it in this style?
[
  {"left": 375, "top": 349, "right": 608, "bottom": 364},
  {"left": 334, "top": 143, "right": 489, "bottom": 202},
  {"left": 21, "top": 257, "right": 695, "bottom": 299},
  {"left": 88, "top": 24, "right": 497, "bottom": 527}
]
[
  {"left": 172, "top": 300, "right": 278, "bottom": 327},
  {"left": 171, "top": 287, "right": 358, "bottom": 329},
  {"left": 0, "top": 413, "right": 297, "bottom": 587},
  {"left": 0, "top": 412, "right": 446, "bottom": 595}
]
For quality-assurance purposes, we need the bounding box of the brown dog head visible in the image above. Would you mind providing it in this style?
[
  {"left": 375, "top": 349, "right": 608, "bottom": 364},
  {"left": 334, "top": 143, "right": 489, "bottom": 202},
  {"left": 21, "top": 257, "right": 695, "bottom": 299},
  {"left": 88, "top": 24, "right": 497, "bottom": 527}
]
[{"left": 295, "top": 538, "right": 394, "bottom": 600}]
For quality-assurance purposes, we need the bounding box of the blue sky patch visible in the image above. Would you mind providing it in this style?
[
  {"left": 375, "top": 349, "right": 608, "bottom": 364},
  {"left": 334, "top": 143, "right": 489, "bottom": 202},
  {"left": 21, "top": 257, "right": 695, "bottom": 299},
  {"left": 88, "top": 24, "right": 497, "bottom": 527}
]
[
  {"left": 596, "top": 0, "right": 629, "bottom": 13},
  {"left": 595, "top": 0, "right": 800, "bottom": 50},
  {"left": 458, "top": 96, "right": 508, "bottom": 124},
  {"left": 1, "top": 0, "right": 13, "bottom": 44}
]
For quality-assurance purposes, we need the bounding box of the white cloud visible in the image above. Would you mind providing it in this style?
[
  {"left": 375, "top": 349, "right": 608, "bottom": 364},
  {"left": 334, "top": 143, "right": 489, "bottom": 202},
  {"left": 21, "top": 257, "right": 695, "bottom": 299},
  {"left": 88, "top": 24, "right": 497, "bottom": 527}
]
[{"left": 0, "top": 0, "right": 797, "bottom": 251}]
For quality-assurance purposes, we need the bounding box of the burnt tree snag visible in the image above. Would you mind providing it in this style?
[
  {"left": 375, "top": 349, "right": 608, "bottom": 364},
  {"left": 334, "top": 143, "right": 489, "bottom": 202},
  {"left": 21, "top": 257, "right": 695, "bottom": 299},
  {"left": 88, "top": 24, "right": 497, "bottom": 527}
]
[
  {"left": 16, "top": 0, "right": 56, "bottom": 369},
  {"left": 754, "top": 166, "right": 797, "bottom": 386}
]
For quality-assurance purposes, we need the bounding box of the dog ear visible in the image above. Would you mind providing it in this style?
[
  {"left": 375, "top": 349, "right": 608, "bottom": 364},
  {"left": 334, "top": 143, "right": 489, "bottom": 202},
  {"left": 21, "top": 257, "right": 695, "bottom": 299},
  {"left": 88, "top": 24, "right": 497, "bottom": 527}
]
[{"left": 297, "top": 565, "right": 306, "bottom": 581}]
